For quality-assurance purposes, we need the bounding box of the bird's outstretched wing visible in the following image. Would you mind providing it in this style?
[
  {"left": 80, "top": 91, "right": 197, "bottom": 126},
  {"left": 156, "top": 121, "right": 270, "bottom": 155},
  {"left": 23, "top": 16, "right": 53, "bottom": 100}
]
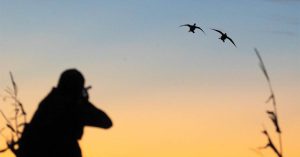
[
  {"left": 226, "top": 36, "right": 237, "bottom": 47},
  {"left": 195, "top": 26, "right": 206, "bottom": 34},
  {"left": 180, "top": 24, "right": 191, "bottom": 27},
  {"left": 211, "top": 29, "right": 223, "bottom": 35}
]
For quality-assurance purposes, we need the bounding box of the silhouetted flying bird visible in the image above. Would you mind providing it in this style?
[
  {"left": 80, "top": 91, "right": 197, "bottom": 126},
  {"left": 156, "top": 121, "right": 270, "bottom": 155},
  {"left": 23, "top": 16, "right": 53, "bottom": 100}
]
[
  {"left": 211, "top": 29, "right": 236, "bottom": 47},
  {"left": 180, "top": 23, "right": 205, "bottom": 34}
]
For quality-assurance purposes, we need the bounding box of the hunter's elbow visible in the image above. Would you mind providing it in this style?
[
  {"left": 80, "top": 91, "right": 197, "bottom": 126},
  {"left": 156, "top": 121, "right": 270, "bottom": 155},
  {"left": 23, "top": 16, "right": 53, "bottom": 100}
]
[{"left": 103, "top": 119, "right": 113, "bottom": 129}]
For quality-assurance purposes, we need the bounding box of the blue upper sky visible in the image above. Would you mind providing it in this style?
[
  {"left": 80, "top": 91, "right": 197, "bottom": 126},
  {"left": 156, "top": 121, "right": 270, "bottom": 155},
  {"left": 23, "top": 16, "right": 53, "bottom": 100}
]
[{"left": 0, "top": 0, "right": 299, "bottom": 89}]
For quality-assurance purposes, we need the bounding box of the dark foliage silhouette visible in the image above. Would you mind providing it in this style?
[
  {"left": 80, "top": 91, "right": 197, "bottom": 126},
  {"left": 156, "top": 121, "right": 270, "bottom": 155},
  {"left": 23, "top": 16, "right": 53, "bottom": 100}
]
[
  {"left": 0, "top": 69, "right": 113, "bottom": 157},
  {"left": 0, "top": 72, "right": 26, "bottom": 155},
  {"left": 255, "top": 48, "right": 283, "bottom": 157}
]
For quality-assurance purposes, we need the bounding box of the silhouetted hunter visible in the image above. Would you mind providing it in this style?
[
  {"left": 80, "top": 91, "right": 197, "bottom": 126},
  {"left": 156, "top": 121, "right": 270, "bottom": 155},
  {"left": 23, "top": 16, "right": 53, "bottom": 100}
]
[
  {"left": 180, "top": 23, "right": 205, "bottom": 34},
  {"left": 211, "top": 29, "right": 236, "bottom": 47},
  {"left": 17, "top": 69, "right": 113, "bottom": 157}
]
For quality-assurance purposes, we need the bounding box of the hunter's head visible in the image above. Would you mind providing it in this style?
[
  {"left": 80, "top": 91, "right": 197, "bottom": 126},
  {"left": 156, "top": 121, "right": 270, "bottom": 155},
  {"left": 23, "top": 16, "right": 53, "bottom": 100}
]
[{"left": 57, "top": 69, "right": 85, "bottom": 97}]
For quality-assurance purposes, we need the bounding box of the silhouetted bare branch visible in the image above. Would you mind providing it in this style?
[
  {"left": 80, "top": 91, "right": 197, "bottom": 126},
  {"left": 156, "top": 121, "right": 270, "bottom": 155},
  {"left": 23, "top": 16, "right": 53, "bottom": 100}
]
[
  {"left": 260, "top": 130, "right": 282, "bottom": 157},
  {"left": 0, "top": 72, "right": 27, "bottom": 155},
  {"left": 255, "top": 48, "right": 283, "bottom": 156},
  {"left": 266, "top": 110, "right": 281, "bottom": 133}
]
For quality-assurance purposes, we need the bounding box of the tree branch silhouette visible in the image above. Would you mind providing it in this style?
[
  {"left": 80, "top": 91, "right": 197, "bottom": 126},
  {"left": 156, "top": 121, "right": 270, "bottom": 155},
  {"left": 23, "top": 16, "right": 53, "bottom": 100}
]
[
  {"left": 0, "top": 72, "right": 27, "bottom": 155},
  {"left": 255, "top": 48, "right": 283, "bottom": 157}
]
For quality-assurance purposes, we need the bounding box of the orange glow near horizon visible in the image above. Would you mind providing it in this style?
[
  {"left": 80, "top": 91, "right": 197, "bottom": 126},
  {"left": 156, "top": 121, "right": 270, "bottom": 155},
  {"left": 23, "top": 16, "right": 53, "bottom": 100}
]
[{"left": 1, "top": 77, "right": 300, "bottom": 157}]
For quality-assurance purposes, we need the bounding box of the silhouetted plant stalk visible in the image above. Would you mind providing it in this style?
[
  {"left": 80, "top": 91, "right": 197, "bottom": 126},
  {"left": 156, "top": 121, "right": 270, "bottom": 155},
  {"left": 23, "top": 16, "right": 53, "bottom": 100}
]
[
  {"left": 0, "top": 72, "right": 27, "bottom": 155},
  {"left": 255, "top": 48, "right": 283, "bottom": 157}
]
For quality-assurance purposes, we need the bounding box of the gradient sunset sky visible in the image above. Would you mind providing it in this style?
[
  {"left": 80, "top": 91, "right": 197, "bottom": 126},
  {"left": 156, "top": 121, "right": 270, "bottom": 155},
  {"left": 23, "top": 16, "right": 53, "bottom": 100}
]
[{"left": 0, "top": 0, "right": 299, "bottom": 157}]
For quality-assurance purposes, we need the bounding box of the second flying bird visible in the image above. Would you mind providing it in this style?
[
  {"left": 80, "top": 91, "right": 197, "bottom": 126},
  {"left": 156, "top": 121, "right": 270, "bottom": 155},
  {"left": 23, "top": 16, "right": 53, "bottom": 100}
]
[{"left": 180, "top": 23, "right": 205, "bottom": 34}]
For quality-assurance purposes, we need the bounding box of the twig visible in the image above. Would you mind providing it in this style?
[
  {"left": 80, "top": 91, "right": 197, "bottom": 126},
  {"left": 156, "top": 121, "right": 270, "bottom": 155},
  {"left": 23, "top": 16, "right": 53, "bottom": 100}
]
[
  {"left": 9, "top": 72, "right": 18, "bottom": 97},
  {"left": 0, "top": 110, "right": 14, "bottom": 129},
  {"left": 260, "top": 130, "right": 282, "bottom": 157},
  {"left": 255, "top": 48, "right": 283, "bottom": 157},
  {"left": 0, "top": 72, "right": 27, "bottom": 155}
]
